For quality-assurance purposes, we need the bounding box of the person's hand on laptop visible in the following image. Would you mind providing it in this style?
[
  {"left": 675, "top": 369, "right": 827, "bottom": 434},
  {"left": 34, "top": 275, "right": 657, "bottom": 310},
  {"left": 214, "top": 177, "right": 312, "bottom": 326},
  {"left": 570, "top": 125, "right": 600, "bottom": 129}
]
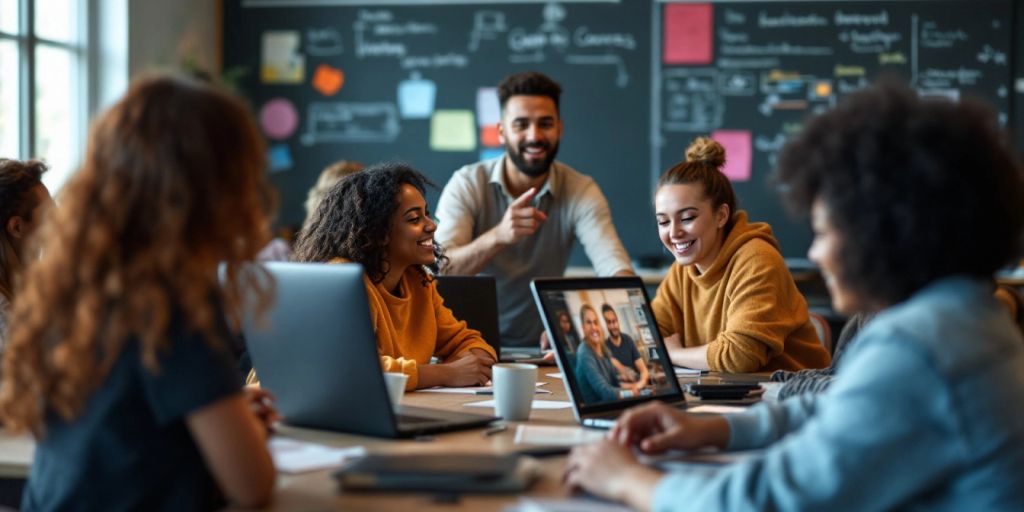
[
  {"left": 610, "top": 401, "right": 730, "bottom": 454},
  {"left": 564, "top": 438, "right": 661, "bottom": 510}
]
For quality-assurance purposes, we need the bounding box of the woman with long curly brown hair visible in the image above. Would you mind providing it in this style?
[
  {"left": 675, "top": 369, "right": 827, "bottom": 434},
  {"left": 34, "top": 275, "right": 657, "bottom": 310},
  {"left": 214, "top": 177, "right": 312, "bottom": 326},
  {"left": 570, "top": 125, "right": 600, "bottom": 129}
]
[
  {"left": 0, "top": 75, "right": 277, "bottom": 510},
  {"left": 293, "top": 162, "right": 496, "bottom": 390},
  {"left": 0, "top": 158, "right": 51, "bottom": 353}
]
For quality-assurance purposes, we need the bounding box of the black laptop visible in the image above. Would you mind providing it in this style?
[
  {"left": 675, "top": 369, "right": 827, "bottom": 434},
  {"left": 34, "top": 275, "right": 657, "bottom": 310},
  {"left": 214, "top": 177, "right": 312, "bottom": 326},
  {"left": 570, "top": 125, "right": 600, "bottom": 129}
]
[
  {"left": 436, "top": 275, "right": 553, "bottom": 365},
  {"left": 531, "top": 277, "right": 688, "bottom": 428},
  {"left": 242, "top": 262, "right": 496, "bottom": 438}
]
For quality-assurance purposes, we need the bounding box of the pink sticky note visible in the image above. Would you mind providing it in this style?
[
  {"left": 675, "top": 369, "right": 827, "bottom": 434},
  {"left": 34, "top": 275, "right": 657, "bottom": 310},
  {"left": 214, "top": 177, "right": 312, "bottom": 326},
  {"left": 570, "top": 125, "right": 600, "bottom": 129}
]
[
  {"left": 664, "top": 4, "right": 713, "bottom": 65},
  {"left": 259, "top": 98, "right": 299, "bottom": 140},
  {"left": 711, "top": 130, "right": 752, "bottom": 182}
]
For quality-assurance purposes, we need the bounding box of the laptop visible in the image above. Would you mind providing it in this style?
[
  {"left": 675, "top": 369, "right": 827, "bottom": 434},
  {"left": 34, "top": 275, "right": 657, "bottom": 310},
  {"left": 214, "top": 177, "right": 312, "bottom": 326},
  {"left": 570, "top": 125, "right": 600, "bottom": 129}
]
[
  {"left": 531, "top": 277, "right": 688, "bottom": 428},
  {"left": 434, "top": 275, "right": 501, "bottom": 358},
  {"left": 435, "top": 275, "right": 553, "bottom": 365},
  {"left": 242, "top": 262, "right": 496, "bottom": 438}
]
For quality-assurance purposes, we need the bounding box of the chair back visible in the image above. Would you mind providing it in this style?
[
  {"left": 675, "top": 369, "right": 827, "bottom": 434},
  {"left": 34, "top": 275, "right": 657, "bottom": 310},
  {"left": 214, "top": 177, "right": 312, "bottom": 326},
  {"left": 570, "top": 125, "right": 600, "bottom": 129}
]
[{"left": 808, "top": 311, "right": 833, "bottom": 354}]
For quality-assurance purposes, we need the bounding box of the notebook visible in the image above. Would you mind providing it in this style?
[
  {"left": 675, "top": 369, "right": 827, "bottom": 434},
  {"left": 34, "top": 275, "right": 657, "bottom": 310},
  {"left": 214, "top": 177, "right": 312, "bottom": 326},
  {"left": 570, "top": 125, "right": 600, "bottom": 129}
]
[
  {"left": 530, "top": 277, "right": 687, "bottom": 428},
  {"left": 242, "top": 262, "right": 496, "bottom": 438}
]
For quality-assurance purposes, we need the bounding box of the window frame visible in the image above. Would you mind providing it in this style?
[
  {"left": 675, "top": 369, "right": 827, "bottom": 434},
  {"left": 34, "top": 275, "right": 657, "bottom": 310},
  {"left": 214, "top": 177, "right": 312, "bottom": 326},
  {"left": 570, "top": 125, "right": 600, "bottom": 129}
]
[{"left": 0, "top": 0, "right": 90, "bottom": 189}]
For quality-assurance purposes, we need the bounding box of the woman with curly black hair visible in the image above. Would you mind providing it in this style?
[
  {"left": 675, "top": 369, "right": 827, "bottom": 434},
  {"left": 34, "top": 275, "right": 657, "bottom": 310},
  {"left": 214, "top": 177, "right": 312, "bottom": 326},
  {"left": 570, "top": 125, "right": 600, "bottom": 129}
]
[
  {"left": 561, "top": 81, "right": 1024, "bottom": 510},
  {"left": 294, "top": 162, "right": 496, "bottom": 390}
]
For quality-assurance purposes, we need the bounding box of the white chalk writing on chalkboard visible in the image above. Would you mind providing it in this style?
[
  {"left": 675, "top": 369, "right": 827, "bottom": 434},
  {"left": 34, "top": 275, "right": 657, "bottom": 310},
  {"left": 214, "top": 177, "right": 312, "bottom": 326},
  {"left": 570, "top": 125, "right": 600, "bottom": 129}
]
[
  {"left": 306, "top": 28, "right": 343, "bottom": 56},
  {"left": 300, "top": 102, "right": 399, "bottom": 146},
  {"left": 468, "top": 10, "right": 507, "bottom": 52}
]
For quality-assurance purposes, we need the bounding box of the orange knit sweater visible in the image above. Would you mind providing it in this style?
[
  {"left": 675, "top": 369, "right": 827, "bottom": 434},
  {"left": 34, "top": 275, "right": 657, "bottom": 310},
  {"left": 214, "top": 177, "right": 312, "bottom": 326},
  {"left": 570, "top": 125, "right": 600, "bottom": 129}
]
[
  {"left": 651, "top": 212, "right": 831, "bottom": 373},
  {"left": 362, "top": 265, "right": 496, "bottom": 389}
]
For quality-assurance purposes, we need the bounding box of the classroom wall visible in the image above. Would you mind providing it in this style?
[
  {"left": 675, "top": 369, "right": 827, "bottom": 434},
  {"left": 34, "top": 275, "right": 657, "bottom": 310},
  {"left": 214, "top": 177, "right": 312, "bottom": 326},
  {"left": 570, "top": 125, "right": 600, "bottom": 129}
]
[{"left": 127, "top": 0, "right": 220, "bottom": 77}]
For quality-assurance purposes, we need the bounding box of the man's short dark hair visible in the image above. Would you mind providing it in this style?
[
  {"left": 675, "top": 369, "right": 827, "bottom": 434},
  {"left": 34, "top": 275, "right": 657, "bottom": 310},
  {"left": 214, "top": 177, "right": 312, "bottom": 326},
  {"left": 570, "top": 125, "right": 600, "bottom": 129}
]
[
  {"left": 600, "top": 303, "right": 616, "bottom": 317},
  {"left": 498, "top": 71, "right": 562, "bottom": 112},
  {"left": 775, "top": 80, "right": 1024, "bottom": 306}
]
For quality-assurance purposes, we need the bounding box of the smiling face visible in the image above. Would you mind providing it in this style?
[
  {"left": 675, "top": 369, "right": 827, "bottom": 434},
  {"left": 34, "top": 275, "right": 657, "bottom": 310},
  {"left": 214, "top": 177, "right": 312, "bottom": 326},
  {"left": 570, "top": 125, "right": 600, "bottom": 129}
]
[
  {"left": 808, "top": 198, "right": 862, "bottom": 315},
  {"left": 655, "top": 183, "right": 729, "bottom": 273},
  {"left": 498, "top": 95, "right": 563, "bottom": 178},
  {"left": 602, "top": 309, "right": 621, "bottom": 341},
  {"left": 580, "top": 307, "right": 604, "bottom": 347},
  {"left": 385, "top": 183, "right": 437, "bottom": 273}
]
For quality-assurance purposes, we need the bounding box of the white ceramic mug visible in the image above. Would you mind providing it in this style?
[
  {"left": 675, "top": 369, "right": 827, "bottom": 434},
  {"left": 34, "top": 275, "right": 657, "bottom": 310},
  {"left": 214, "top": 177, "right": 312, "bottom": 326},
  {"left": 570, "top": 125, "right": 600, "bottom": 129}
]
[
  {"left": 382, "top": 372, "right": 408, "bottom": 411},
  {"left": 492, "top": 363, "right": 537, "bottom": 421}
]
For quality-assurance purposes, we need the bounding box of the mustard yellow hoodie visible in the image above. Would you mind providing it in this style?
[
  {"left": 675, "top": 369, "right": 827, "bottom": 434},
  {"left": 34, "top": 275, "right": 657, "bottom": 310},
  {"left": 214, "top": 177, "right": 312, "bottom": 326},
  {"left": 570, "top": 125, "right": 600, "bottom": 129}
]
[
  {"left": 651, "top": 211, "right": 831, "bottom": 373},
  {"left": 361, "top": 265, "right": 496, "bottom": 390}
]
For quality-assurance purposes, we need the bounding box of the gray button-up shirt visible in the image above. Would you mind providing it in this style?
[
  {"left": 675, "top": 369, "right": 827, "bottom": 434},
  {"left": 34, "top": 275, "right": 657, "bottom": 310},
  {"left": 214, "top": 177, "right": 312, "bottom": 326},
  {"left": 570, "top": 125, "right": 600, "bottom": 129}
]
[{"left": 435, "top": 157, "right": 633, "bottom": 347}]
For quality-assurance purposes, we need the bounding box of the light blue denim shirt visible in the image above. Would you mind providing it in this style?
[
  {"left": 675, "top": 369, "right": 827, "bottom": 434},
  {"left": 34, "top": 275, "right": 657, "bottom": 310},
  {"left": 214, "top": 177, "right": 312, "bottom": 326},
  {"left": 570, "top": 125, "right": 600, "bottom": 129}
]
[{"left": 653, "top": 276, "right": 1024, "bottom": 511}]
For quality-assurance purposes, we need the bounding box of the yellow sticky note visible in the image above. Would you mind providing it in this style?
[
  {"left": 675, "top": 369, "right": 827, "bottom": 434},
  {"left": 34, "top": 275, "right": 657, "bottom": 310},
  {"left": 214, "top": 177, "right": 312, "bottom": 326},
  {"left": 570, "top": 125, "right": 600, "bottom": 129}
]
[{"left": 430, "top": 110, "right": 476, "bottom": 152}]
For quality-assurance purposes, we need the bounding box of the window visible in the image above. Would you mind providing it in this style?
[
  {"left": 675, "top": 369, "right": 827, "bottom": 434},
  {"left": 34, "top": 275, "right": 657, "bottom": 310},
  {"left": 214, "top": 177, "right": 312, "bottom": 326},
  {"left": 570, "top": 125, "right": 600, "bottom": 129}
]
[{"left": 0, "top": 0, "right": 87, "bottom": 192}]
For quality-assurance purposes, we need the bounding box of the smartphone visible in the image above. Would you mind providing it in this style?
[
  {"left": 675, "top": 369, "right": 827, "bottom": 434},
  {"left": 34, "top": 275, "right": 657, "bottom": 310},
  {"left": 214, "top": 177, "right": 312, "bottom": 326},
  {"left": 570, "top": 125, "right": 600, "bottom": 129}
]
[{"left": 686, "top": 383, "right": 761, "bottom": 400}]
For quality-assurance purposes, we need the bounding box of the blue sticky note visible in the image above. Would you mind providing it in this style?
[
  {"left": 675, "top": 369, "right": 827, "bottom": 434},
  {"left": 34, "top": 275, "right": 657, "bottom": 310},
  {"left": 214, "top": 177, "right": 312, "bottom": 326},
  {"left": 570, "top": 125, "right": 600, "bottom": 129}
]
[
  {"left": 479, "top": 148, "right": 505, "bottom": 161},
  {"left": 398, "top": 73, "right": 437, "bottom": 119},
  {"left": 268, "top": 144, "right": 293, "bottom": 173}
]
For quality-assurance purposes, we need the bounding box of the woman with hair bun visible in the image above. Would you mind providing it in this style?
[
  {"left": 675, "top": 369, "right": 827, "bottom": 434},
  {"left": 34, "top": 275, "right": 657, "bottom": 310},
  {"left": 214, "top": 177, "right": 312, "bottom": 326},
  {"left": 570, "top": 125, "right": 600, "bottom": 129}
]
[{"left": 650, "top": 137, "right": 830, "bottom": 373}]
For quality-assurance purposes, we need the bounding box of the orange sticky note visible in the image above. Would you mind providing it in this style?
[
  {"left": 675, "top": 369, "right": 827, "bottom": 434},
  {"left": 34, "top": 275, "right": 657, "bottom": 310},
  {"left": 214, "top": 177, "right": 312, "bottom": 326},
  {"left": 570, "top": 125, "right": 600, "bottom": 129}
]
[
  {"left": 312, "top": 64, "right": 344, "bottom": 96},
  {"left": 480, "top": 125, "right": 501, "bottom": 147}
]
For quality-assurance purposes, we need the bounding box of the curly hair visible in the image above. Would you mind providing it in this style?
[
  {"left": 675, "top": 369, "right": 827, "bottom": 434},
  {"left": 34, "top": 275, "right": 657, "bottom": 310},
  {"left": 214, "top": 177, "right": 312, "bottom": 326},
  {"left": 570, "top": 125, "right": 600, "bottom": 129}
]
[
  {"left": 775, "top": 80, "right": 1024, "bottom": 306},
  {"left": 498, "top": 71, "right": 562, "bottom": 113},
  {"left": 657, "top": 136, "right": 739, "bottom": 232},
  {"left": 293, "top": 161, "right": 446, "bottom": 284},
  {"left": 0, "top": 75, "right": 276, "bottom": 434},
  {"left": 0, "top": 159, "right": 47, "bottom": 302}
]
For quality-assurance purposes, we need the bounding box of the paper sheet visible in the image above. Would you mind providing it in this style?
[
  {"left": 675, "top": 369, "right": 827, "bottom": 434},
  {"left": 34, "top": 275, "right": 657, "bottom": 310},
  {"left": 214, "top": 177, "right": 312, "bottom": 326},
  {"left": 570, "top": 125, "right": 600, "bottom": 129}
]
[
  {"left": 513, "top": 497, "right": 633, "bottom": 512},
  {"left": 420, "top": 382, "right": 550, "bottom": 395},
  {"left": 464, "top": 399, "right": 572, "bottom": 410},
  {"left": 513, "top": 425, "right": 605, "bottom": 446},
  {"left": 269, "top": 437, "right": 365, "bottom": 474},
  {"left": 686, "top": 404, "right": 749, "bottom": 415},
  {"left": 673, "top": 366, "right": 705, "bottom": 376}
]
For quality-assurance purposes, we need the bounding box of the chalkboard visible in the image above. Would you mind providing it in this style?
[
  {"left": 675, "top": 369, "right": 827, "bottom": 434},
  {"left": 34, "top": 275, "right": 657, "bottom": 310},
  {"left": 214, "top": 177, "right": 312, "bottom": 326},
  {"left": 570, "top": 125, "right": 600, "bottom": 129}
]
[
  {"left": 653, "top": 0, "right": 1016, "bottom": 260},
  {"left": 222, "top": 0, "right": 1018, "bottom": 262}
]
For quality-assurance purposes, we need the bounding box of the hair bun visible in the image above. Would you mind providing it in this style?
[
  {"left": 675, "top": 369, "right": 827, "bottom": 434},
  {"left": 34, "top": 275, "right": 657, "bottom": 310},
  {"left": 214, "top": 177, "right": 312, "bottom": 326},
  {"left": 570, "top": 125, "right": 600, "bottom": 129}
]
[{"left": 685, "top": 136, "right": 726, "bottom": 168}]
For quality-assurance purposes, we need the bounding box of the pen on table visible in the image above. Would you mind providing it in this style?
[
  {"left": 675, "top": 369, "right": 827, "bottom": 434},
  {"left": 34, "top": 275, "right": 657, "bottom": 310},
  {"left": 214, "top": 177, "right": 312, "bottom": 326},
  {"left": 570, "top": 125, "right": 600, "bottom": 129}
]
[
  {"left": 473, "top": 390, "right": 494, "bottom": 395},
  {"left": 482, "top": 424, "right": 508, "bottom": 437}
]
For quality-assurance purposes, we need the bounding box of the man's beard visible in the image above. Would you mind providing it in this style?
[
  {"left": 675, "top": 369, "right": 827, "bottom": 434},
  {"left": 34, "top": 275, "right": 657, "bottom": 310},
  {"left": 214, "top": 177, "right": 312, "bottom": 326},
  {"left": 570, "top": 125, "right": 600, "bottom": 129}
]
[{"left": 506, "top": 140, "right": 559, "bottom": 178}]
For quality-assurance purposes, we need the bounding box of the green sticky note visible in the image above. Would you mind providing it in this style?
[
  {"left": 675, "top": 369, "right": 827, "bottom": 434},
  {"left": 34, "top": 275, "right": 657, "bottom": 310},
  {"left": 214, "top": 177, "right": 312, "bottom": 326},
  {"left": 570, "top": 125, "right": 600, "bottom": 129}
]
[{"left": 430, "top": 110, "right": 477, "bottom": 152}]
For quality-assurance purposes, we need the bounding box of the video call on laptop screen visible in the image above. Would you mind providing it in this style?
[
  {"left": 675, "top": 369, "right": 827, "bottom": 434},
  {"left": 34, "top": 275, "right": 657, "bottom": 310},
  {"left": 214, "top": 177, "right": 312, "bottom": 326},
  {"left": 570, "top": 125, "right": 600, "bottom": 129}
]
[{"left": 538, "top": 286, "right": 680, "bottom": 408}]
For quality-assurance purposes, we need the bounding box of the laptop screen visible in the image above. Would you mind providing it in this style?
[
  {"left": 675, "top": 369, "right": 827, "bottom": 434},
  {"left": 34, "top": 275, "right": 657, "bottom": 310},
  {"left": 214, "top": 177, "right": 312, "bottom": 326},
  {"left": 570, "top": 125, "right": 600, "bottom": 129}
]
[{"left": 531, "top": 277, "right": 683, "bottom": 414}]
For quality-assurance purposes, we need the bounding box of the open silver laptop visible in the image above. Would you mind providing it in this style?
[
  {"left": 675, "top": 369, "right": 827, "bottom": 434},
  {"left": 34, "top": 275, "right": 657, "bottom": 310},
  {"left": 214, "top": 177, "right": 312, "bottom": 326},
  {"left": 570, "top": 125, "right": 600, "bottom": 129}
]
[
  {"left": 242, "top": 262, "right": 496, "bottom": 438},
  {"left": 531, "top": 277, "right": 688, "bottom": 428}
]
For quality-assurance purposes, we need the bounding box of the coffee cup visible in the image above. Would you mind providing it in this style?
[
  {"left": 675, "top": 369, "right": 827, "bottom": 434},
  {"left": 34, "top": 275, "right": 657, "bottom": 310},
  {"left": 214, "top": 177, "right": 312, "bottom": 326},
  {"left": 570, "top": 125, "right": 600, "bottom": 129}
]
[
  {"left": 382, "top": 372, "right": 408, "bottom": 411},
  {"left": 492, "top": 363, "right": 537, "bottom": 421}
]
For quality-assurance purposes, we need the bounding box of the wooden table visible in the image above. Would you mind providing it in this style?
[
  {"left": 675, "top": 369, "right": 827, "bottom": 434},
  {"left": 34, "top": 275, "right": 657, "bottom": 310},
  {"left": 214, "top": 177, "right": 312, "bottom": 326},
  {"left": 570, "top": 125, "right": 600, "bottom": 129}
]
[
  {"left": 265, "top": 371, "right": 580, "bottom": 511},
  {"left": 2, "top": 371, "right": 763, "bottom": 510}
]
